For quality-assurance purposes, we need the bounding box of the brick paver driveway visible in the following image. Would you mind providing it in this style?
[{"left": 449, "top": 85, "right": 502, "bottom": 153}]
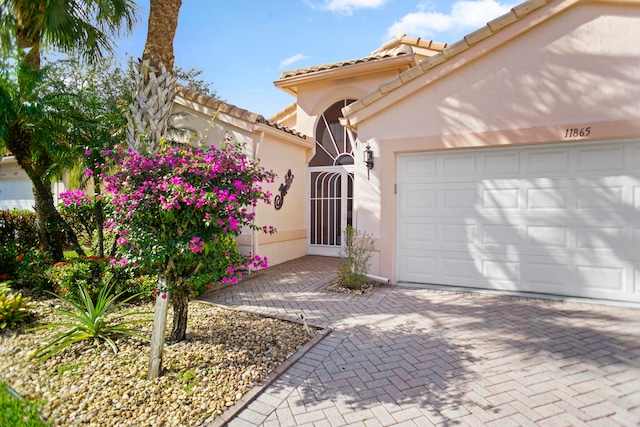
[{"left": 201, "top": 256, "right": 640, "bottom": 426}]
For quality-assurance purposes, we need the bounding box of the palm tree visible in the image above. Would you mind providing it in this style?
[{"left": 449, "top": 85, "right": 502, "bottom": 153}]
[
  {"left": 0, "top": 0, "right": 138, "bottom": 261},
  {"left": 130, "top": 0, "right": 184, "bottom": 380},
  {"left": 127, "top": 0, "right": 181, "bottom": 154}
]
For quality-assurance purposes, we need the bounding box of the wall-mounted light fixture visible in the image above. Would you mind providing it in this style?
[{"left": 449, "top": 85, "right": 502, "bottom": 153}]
[{"left": 364, "top": 144, "right": 374, "bottom": 179}]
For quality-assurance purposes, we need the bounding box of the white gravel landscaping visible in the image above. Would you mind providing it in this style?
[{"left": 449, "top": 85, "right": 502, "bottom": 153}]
[{"left": 0, "top": 294, "right": 315, "bottom": 426}]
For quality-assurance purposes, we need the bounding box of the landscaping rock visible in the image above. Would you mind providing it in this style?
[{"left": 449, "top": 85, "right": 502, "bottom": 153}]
[{"left": 0, "top": 296, "right": 313, "bottom": 426}]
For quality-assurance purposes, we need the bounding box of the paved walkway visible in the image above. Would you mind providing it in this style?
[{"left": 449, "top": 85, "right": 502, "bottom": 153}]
[{"left": 201, "top": 256, "right": 640, "bottom": 426}]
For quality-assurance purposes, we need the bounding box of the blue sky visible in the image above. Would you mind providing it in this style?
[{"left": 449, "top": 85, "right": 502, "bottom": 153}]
[{"left": 115, "top": 0, "right": 517, "bottom": 118}]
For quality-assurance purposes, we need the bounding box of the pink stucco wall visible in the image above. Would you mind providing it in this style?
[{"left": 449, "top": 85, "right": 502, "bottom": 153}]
[{"left": 350, "top": 2, "right": 640, "bottom": 282}]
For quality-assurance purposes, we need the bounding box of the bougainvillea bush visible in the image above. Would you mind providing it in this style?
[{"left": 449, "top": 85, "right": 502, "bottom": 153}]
[{"left": 100, "top": 139, "right": 275, "bottom": 342}]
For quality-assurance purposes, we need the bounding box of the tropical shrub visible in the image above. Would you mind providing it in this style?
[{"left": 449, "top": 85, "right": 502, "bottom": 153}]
[
  {"left": 0, "top": 210, "right": 40, "bottom": 252},
  {"left": 45, "top": 256, "right": 157, "bottom": 304},
  {"left": 337, "top": 226, "right": 375, "bottom": 290},
  {"left": 12, "top": 250, "right": 53, "bottom": 291},
  {"left": 45, "top": 257, "right": 104, "bottom": 303},
  {"left": 0, "top": 282, "right": 33, "bottom": 330},
  {"left": 58, "top": 190, "right": 99, "bottom": 249},
  {"left": 30, "top": 284, "right": 150, "bottom": 362},
  {"left": 101, "top": 138, "right": 275, "bottom": 342}
]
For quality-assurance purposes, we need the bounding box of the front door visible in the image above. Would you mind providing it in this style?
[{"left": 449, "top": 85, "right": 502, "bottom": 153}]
[
  {"left": 308, "top": 166, "right": 353, "bottom": 256},
  {"left": 307, "top": 99, "right": 357, "bottom": 257}
]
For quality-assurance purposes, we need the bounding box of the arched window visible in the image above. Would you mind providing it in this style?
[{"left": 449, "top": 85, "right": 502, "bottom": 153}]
[{"left": 310, "top": 99, "right": 357, "bottom": 167}]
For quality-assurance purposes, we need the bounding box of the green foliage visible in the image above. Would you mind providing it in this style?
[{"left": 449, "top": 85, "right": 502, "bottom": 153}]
[
  {"left": 29, "top": 284, "right": 151, "bottom": 362},
  {"left": 0, "top": 281, "right": 33, "bottom": 330},
  {"left": 45, "top": 258, "right": 103, "bottom": 304},
  {"left": 0, "top": 0, "right": 137, "bottom": 64},
  {"left": 179, "top": 234, "right": 245, "bottom": 298},
  {"left": 12, "top": 250, "right": 54, "bottom": 291},
  {"left": 0, "top": 381, "right": 49, "bottom": 427},
  {"left": 337, "top": 226, "right": 375, "bottom": 290},
  {"left": 45, "top": 257, "right": 157, "bottom": 304},
  {"left": 0, "top": 210, "right": 40, "bottom": 252},
  {"left": 175, "top": 65, "right": 220, "bottom": 99}
]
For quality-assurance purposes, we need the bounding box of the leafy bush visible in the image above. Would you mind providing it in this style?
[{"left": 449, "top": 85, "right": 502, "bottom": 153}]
[
  {"left": 30, "top": 284, "right": 151, "bottom": 361},
  {"left": 0, "top": 381, "right": 49, "bottom": 427},
  {"left": 0, "top": 210, "right": 40, "bottom": 252},
  {"left": 176, "top": 234, "right": 245, "bottom": 298},
  {"left": 13, "top": 250, "right": 53, "bottom": 291},
  {"left": 337, "top": 226, "right": 375, "bottom": 290},
  {"left": 45, "top": 256, "right": 156, "bottom": 304},
  {"left": 58, "top": 190, "right": 112, "bottom": 254},
  {"left": 0, "top": 282, "right": 33, "bottom": 330},
  {"left": 0, "top": 242, "right": 18, "bottom": 281},
  {"left": 45, "top": 258, "right": 103, "bottom": 303}
]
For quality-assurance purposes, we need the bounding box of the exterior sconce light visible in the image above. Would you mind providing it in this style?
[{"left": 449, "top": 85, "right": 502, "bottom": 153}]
[{"left": 364, "top": 144, "right": 374, "bottom": 179}]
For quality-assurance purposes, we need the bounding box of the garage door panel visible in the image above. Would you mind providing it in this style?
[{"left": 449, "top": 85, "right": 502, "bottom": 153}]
[
  {"left": 480, "top": 224, "right": 520, "bottom": 247},
  {"left": 481, "top": 187, "right": 520, "bottom": 210},
  {"left": 481, "top": 259, "right": 520, "bottom": 285},
  {"left": 575, "top": 226, "right": 626, "bottom": 252},
  {"left": 399, "top": 252, "right": 438, "bottom": 282},
  {"left": 575, "top": 262, "right": 625, "bottom": 292},
  {"left": 402, "top": 187, "right": 437, "bottom": 211},
  {"left": 523, "top": 256, "right": 571, "bottom": 290},
  {"left": 575, "top": 145, "right": 625, "bottom": 172},
  {"left": 525, "top": 224, "right": 570, "bottom": 249},
  {"left": 442, "top": 188, "right": 476, "bottom": 210},
  {"left": 442, "top": 255, "right": 478, "bottom": 283},
  {"left": 481, "top": 151, "right": 521, "bottom": 175},
  {"left": 525, "top": 186, "right": 570, "bottom": 210},
  {"left": 399, "top": 221, "right": 436, "bottom": 249},
  {"left": 442, "top": 154, "right": 476, "bottom": 177},
  {"left": 525, "top": 148, "right": 570, "bottom": 174},
  {"left": 397, "top": 139, "right": 640, "bottom": 303},
  {"left": 575, "top": 184, "right": 625, "bottom": 211}
]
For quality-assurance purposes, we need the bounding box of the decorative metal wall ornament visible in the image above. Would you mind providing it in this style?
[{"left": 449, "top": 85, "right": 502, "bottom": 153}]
[{"left": 274, "top": 169, "right": 294, "bottom": 210}]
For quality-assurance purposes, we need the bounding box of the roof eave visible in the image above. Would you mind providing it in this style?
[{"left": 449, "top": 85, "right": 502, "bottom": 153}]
[
  {"left": 274, "top": 54, "right": 418, "bottom": 95},
  {"left": 342, "top": 0, "right": 582, "bottom": 128}
]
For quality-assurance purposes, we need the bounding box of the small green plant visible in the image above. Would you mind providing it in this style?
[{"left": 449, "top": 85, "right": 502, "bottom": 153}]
[
  {"left": 29, "top": 284, "right": 151, "bottom": 361},
  {"left": 0, "top": 281, "right": 34, "bottom": 329},
  {"left": 56, "top": 362, "right": 85, "bottom": 379},
  {"left": 0, "top": 381, "right": 49, "bottom": 427},
  {"left": 178, "top": 369, "right": 199, "bottom": 392},
  {"left": 337, "top": 226, "right": 375, "bottom": 290}
]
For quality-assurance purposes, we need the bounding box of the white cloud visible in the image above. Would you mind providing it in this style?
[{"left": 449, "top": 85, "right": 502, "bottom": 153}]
[
  {"left": 307, "top": 0, "right": 390, "bottom": 15},
  {"left": 279, "top": 54, "right": 310, "bottom": 69},
  {"left": 385, "top": 0, "right": 516, "bottom": 40}
]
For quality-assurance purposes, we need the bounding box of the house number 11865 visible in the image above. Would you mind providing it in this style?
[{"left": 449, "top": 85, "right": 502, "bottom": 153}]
[{"left": 564, "top": 127, "right": 591, "bottom": 138}]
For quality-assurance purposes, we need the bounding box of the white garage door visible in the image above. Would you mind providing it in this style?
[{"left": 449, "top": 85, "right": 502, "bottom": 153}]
[
  {"left": 0, "top": 178, "right": 34, "bottom": 211},
  {"left": 397, "top": 139, "right": 640, "bottom": 303}
]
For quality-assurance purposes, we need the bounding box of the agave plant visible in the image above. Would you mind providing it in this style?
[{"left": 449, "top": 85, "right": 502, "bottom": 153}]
[{"left": 30, "top": 285, "right": 151, "bottom": 362}]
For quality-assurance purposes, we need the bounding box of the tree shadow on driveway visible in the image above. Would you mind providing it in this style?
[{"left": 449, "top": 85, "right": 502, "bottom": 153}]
[{"left": 203, "top": 276, "right": 640, "bottom": 425}]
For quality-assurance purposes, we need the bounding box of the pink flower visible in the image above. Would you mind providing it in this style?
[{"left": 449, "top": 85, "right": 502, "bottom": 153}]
[
  {"left": 84, "top": 149, "right": 91, "bottom": 155},
  {"left": 85, "top": 169, "right": 93, "bottom": 176}
]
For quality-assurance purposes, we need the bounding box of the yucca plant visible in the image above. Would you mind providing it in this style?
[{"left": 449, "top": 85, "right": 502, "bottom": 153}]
[{"left": 30, "top": 285, "right": 151, "bottom": 362}]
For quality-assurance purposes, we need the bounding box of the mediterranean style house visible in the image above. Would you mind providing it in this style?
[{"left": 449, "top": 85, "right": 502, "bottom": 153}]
[{"left": 3, "top": 0, "right": 640, "bottom": 303}]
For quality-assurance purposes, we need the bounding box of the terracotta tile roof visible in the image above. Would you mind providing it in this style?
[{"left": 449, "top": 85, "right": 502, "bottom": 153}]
[
  {"left": 175, "top": 86, "right": 306, "bottom": 140},
  {"left": 277, "top": 33, "right": 447, "bottom": 80},
  {"left": 269, "top": 102, "right": 297, "bottom": 123},
  {"left": 343, "top": 0, "right": 553, "bottom": 118}
]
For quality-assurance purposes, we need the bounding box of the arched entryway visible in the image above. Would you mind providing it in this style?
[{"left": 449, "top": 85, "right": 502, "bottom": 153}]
[{"left": 308, "top": 99, "right": 356, "bottom": 256}]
